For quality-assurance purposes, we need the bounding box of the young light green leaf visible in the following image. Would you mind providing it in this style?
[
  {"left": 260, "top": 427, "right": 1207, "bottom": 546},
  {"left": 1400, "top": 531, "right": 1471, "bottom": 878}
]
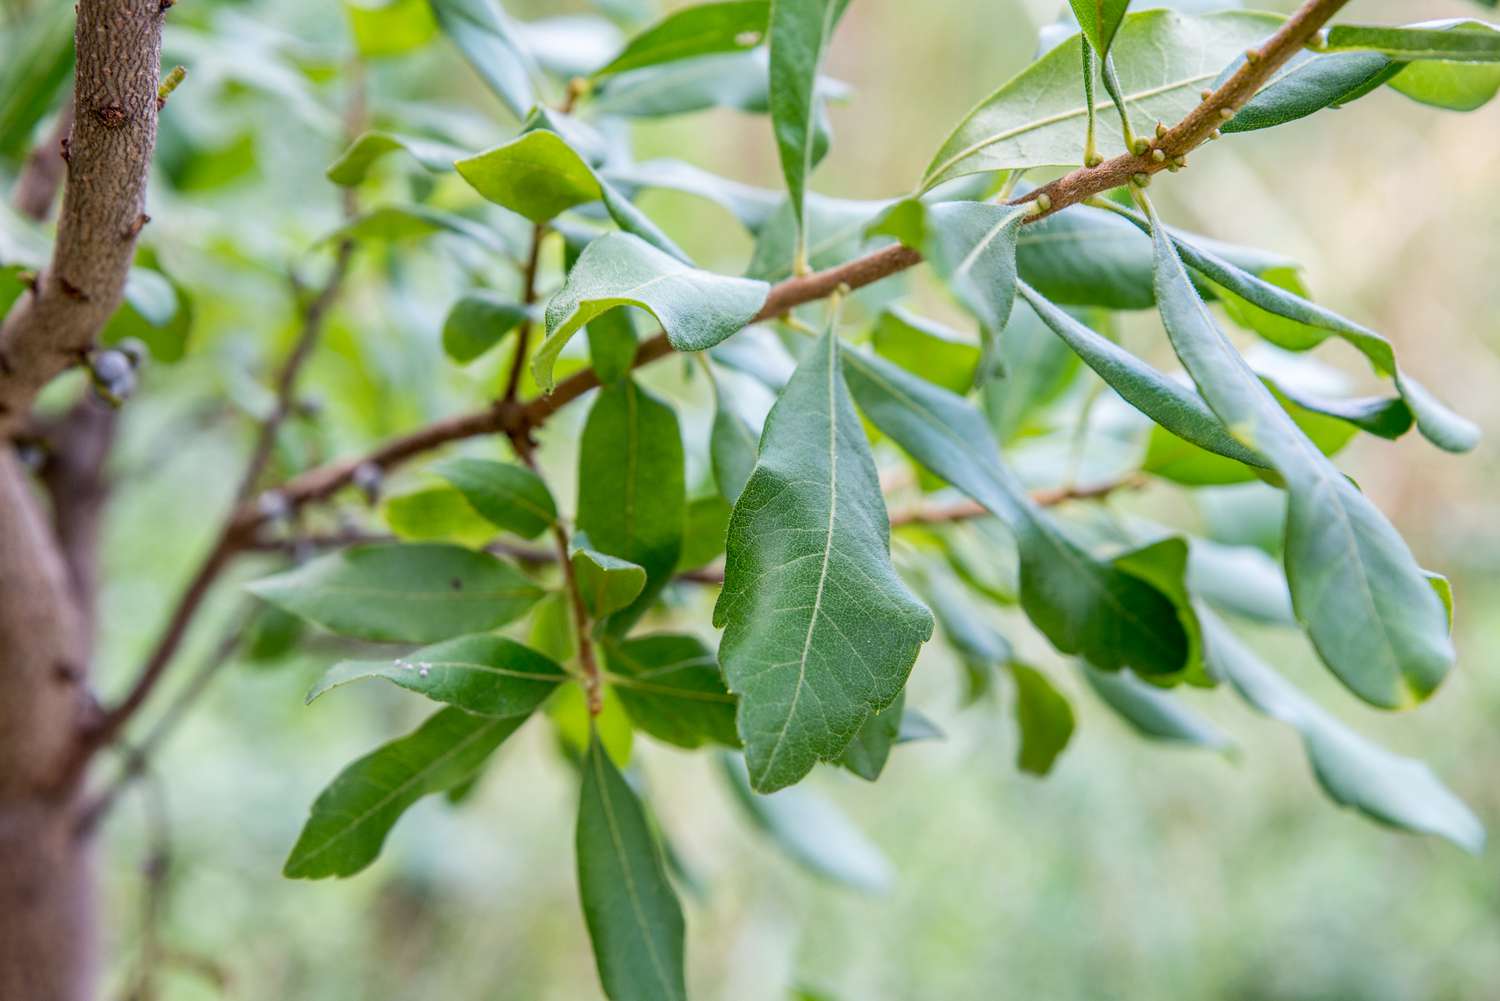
[
  {"left": 536, "top": 232, "right": 768, "bottom": 391},
  {"left": 1009, "top": 662, "right": 1075, "bottom": 776},
  {"left": 1148, "top": 203, "right": 1455, "bottom": 708},
  {"left": 839, "top": 691, "right": 905, "bottom": 781},
  {"left": 1069, "top": 0, "right": 1131, "bottom": 57},
  {"left": 577, "top": 735, "right": 688, "bottom": 1001},
  {"left": 573, "top": 548, "right": 649, "bottom": 619},
  {"left": 715, "top": 328, "right": 934, "bottom": 793},
  {"left": 603, "top": 633, "right": 739, "bottom": 748},
  {"left": 768, "top": 0, "right": 853, "bottom": 267},
  {"left": 922, "top": 10, "right": 1280, "bottom": 188},
  {"left": 1083, "top": 666, "right": 1233, "bottom": 750},
  {"left": 871, "top": 307, "right": 981, "bottom": 395},
  {"left": 455, "top": 130, "right": 687, "bottom": 261},
  {"left": 435, "top": 457, "right": 557, "bottom": 539},
  {"left": 326, "top": 130, "right": 465, "bottom": 186},
  {"left": 346, "top": 0, "right": 438, "bottom": 57},
  {"left": 382, "top": 486, "right": 498, "bottom": 547},
  {"left": 428, "top": 0, "right": 538, "bottom": 119},
  {"left": 307, "top": 634, "right": 566, "bottom": 716},
  {"left": 578, "top": 378, "right": 686, "bottom": 632},
  {"left": 441, "top": 291, "right": 529, "bottom": 364},
  {"left": 720, "top": 754, "right": 892, "bottom": 891},
  {"left": 1203, "top": 611, "right": 1483, "bottom": 852},
  {"left": 594, "top": 0, "right": 769, "bottom": 78},
  {"left": 246, "top": 543, "right": 545, "bottom": 643},
  {"left": 840, "top": 347, "right": 1192, "bottom": 679},
  {"left": 1325, "top": 22, "right": 1500, "bottom": 62},
  {"left": 285, "top": 707, "right": 527, "bottom": 878}
]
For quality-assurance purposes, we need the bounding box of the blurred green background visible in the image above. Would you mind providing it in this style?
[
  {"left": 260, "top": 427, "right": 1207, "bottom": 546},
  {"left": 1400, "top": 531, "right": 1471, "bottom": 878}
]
[{"left": 7, "top": 0, "right": 1498, "bottom": 997}]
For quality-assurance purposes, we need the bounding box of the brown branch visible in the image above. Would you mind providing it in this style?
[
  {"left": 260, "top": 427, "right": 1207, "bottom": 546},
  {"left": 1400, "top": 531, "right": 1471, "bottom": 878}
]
[
  {"left": 0, "top": 0, "right": 167, "bottom": 434},
  {"left": 11, "top": 103, "right": 74, "bottom": 223},
  {"left": 502, "top": 223, "right": 547, "bottom": 404}
]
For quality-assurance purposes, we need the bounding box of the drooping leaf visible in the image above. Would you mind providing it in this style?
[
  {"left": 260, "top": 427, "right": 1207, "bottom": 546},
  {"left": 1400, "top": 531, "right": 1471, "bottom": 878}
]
[
  {"left": 1009, "top": 662, "right": 1075, "bottom": 776},
  {"left": 435, "top": 458, "right": 557, "bottom": 539},
  {"left": 328, "top": 130, "right": 465, "bottom": 186},
  {"left": 307, "top": 634, "right": 566, "bottom": 716},
  {"left": 573, "top": 548, "right": 649, "bottom": 619},
  {"left": 603, "top": 633, "right": 739, "bottom": 748},
  {"left": 594, "top": 0, "right": 769, "bottom": 78},
  {"left": 1082, "top": 665, "right": 1232, "bottom": 749},
  {"left": 246, "top": 543, "right": 545, "bottom": 644},
  {"left": 1148, "top": 202, "right": 1455, "bottom": 708},
  {"left": 577, "top": 378, "right": 687, "bottom": 632},
  {"left": 428, "top": 0, "right": 539, "bottom": 119},
  {"left": 720, "top": 755, "right": 892, "bottom": 891},
  {"left": 285, "top": 707, "right": 527, "bottom": 878},
  {"left": 537, "top": 232, "right": 768, "bottom": 390},
  {"left": 841, "top": 346, "right": 1193, "bottom": 679},
  {"left": 440, "top": 291, "right": 530, "bottom": 364},
  {"left": 577, "top": 735, "right": 688, "bottom": 1001},
  {"left": 455, "top": 130, "right": 687, "bottom": 262},
  {"left": 922, "top": 9, "right": 1281, "bottom": 187},
  {"left": 871, "top": 307, "right": 980, "bottom": 395},
  {"left": 839, "top": 690, "right": 905, "bottom": 781},
  {"left": 715, "top": 328, "right": 934, "bottom": 792},
  {"left": 768, "top": 0, "right": 853, "bottom": 267},
  {"left": 980, "top": 299, "right": 1080, "bottom": 444},
  {"left": 1203, "top": 611, "right": 1483, "bottom": 852}
]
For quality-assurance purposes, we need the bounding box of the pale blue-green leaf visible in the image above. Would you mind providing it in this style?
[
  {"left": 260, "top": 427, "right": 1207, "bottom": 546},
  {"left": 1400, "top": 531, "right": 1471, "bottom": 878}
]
[
  {"left": 1083, "top": 665, "right": 1233, "bottom": 749},
  {"left": 428, "top": 0, "right": 539, "bottom": 119},
  {"left": 601, "top": 159, "right": 783, "bottom": 234}
]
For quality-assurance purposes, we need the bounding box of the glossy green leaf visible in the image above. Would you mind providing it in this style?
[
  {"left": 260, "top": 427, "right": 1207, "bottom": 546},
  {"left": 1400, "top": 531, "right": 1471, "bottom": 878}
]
[
  {"left": 428, "top": 0, "right": 538, "bottom": 119},
  {"left": 382, "top": 486, "right": 497, "bottom": 547},
  {"left": 577, "top": 378, "right": 686, "bottom": 632},
  {"left": 246, "top": 543, "right": 544, "bottom": 644},
  {"left": 839, "top": 691, "right": 905, "bottom": 781},
  {"left": 455, "top": 130, "right": 687, "bottom": 262},
  {"left": 1325, "top": 22, "right": 1500, "bottom": 62},
  {"left": 577, "top": 735, "right": 688, "bottom": 1001},
  {"left": 537, "top": 232, "right": 768, "bottom": 391},
  {"left": 603, "top": 633, "right": 739, "bottom": 748},
  {"left": 715, "top": 329, "right": 934, "bottom": 792},
  {"left": 1149, "top": 203, "right": 1454, "bottom": 708},
  {"left": 440, "top": 291, "right": 529, "bottom": 364},
  {"left": 1009, "top": 662, "right": 1075, "bottom": 776},
  {"left": 327, "top": 130, "right": 465, "bottom": 186},
  {"left": 1069, "top": 0, "right": 1131, "bottom": 56},
  {"left": 1384, "top": 21, "right": 1500, "bottom": 110},
  {"left": 721, "top": 755, "right": 891, "bottom": 891},
  {"left": 594, "top": 1, "right": 768, "bottom": 77},
  {"left": 871, "top": 307, "right": 980, "bottom": 395},
  {"left": 573, "top": 548, "right": 648, "bottom": 619},
  {"left": 841, "top": 347, "right": 1192, "bottom": 679},
  {"left": 307, "top": 634, "right": 566, "bottom": 716},
  {"left": 285, "top": 707, "right": 527, "bottom": 878},
  {"left": 922, "top": 10, "right": 1280, "bottom": 188},
  {"left": 1083, "top": 666, "right": 1232, "bottom": 750},
  {"left": 768, "top": 0, "right": 852, "bottom": 265},
  {"left": 1204, "top": 611, "right": 1483, "bottom": 852},
  {"left": 435, "top": 458, "right": 557, "bottom": 539}
]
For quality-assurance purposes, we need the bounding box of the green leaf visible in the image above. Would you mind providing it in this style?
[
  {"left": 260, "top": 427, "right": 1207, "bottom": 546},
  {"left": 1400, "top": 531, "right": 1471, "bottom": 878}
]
[
  {"left": 1083, "top": 666, "right": 1232, "bottom": 750},
  {"left": 577, "top": 378, "right": 687, "bottom": 632},
  {"left": 440, "top": 291, "right": 529, "bottom": 364},
  {"left": 1016, "top": 281, "right": 1266, "bottom": 472},
  {"left": 577, "top": 735, "right": 688, "bottom": 1001},
  {"left": 573, "top": 548, "right": 649, "bottom": 619},
  {"left": 709, "top": 372, "right": 760, "bottom": 504},
  {"left": 246, "top": 543, "right": 545, "bottom": 644},
  {"left": 435, "top": 457, "right": 557, "bottom": 539},
  {"left": 595, "top": 0, "right": 768, "bottom": 77},
  {"left": 307, "top": 634, "right": 566, "bottom": 715},
  {"left": 1148, "top": 202, "right": 1455, "bottom": 708},
  {"left": 1385, "top": 21, "right": 1500, "bottom": 111},
  {"left": 768, "top": 0, "right": 853, "bottom": 266},
  {"left": 720, "top": 755, "right": 891, "bottom": 891},
  {"left": 345, "top": 0, "right": 439, "bottom": 58},
  {"left": 922, "top": 9, "right": 1280, "bottom": 188},
  {"left": 603, "top": 633, "right": 739, "bottom": 748},
  {"left": 455, "top": 130, "right": 687, "bottom": 262},
  {"left": 841, "top": 346, "right": 1192, "bottom": 679},
  {"left": 715, "top": 328, "right": 934, "bottom": 792},
  {"left": 678, "top": 494, "right": 732, "bottom": 570},
  {"left": 839, "top": 691, "right": 905, "bottom": 781},
  {"left": 285, "top": 707, "right": 527, "bottom": 878},
  {"left": 1009, "top": 662, "right": 1075, "bottom": 776},
  {"left": 330, "top": 204, "right": 509, "bottom": 256},
  {"left": 428, "top": 0, "right": 539, "bottom": 119},
  {"left": 382, "top": 485, "right": 497, "bottom": 547},
  {"left": 871, "top": 307, "right": 980, "bottom": 395},
  {"left": 980, "top": 299, "right": 1080, "bottom": 444},
  {"left": 1220, "top": 51, "right": 1397, "bottom": 133},
  {"left": 1068, "top": 0, "right": 1132, "bottom": 56},
  {"left": 0, "top": 1, "right": 72, "bottom": 158},
  {"left": 1325, "top": 21, "right": 1500, "bottom": 62},
  {"left": 601, "top": 159, "right": 783, "bottom": 235},
  {"left": 327, "top": 130, "right": 465, "bottom": 186},
  {"left": 537, "top": 232, "right": 768, "bottom": 391},
  {"left": 1203, "top": 611, "right": 1483, "bottom": 852}
]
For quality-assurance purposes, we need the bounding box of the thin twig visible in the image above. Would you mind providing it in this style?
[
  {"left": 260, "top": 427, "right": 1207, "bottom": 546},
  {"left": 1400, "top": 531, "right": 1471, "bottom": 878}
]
[{"left": 502, "top": 223, "right": 547, "bottom": 404}]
